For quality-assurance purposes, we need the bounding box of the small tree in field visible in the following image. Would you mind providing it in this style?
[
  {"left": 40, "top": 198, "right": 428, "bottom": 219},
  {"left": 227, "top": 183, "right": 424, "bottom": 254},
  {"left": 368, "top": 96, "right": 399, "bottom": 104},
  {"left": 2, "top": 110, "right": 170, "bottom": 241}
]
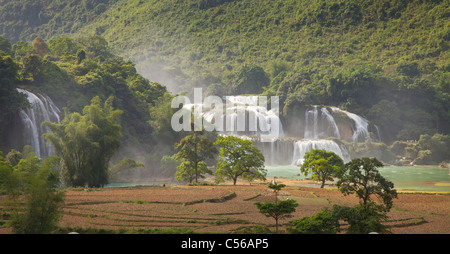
[
  {"left": 268, "top": 182, "right": 286, "bottom": 204},
  {"left": 255, "top": 182, "right": 297, "bottom": 232},
  {"left": 300, "top": 149, "right": 344, "bottom": 188},
  {"left": 288, "top": 207, "right": 340, "bottom": 234},
  {"left": 255, "top": 200, "right": 298, "bottom": 232}
]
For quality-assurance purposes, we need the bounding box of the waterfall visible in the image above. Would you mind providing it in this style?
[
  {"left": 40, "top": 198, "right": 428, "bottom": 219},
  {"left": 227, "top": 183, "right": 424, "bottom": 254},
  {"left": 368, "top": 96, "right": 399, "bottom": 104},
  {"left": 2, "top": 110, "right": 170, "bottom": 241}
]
[
  {"left": 321, "top": 107, "right": 340, "bottom": 139},
  {"left": 253, "top": 138, "right": 350, "bottom": 167},
  {"left": 185, "top": 95, "right": 284, "bottom": 138},
  {"left": 330, "top": 107, "right": 369, "bottom": 142},
  {"left": 304, "top": 106, "right": 319, "bottom": 139},
  {"left": 291, "top": 139, "right": 350, "bottom": 166},
  {"left": 183, "top": 95, "right": 381, "bottom": 167},
  {"left": 17, "top": 88, "right": 61, "bottom": 158}
]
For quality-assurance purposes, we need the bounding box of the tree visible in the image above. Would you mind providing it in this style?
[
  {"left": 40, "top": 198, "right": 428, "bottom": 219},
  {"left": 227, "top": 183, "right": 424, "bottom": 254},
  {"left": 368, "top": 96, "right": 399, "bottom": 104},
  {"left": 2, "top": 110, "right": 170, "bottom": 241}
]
[
  {"left": 331, "top": 203, "right": 390, "bottom": 234},
  {"left": 174, "top": 129, "right": 217, "bottom": 184},
  {"left": 11, "top": 41, "right": 35, "bottom": 61},
  {"left": 76, "top": 50, "right": 86, "bottom": 64},
  {"left": 300, "top": 149, "right": 345, "bottom": 188},
  {"left": 0, "top": 151, "right": 64, "bottom": 234},
  {"left": 0, "top": 152, "right": 20, "bottom": 199},
  {"left": 288, "top": 207, "right": 340, "bottom": 234},
  {"left": 231, "top": 64, "right": 270, "bottom": 95},
  {"left": 337, "top": 157, "right": 397, "bottom": 210},
  {"left": 48, "top": 37, "right": 81, "bottom": 57},
  {"left": 109, "top": 158, "right": 145, "bottom": 182},
  {"left": 0, "top": 55, "right": 29, "bottom": 140},
  {"left": 10, "top": 169, "right": 64, "bottom": 234},
  {"left": 21, "top": 54, "right": 44, "bottom": 81},
  {"left": 255, "top": 199, "right": 298, "bottom": 232},
  {"left": 255, "top": 182, "right": 297, "bottom": 232},
  {"left": 268, "top": 182, "right": 286, "bottom": 204},
  {"left": 0, "top": 36, "right": 12, "bottom": 54},
  {"left": 77, "top": 35, "right": 113, "bottom": 60},
  {"left": 214, "top": 135, "right": 266, "bottom": 185},
  {"left": 175, "top": 160, "right": 212, "bottom": 184},
  {"left": 32, "top": 37, "right": 48, "bottom": 57},
  {"left": 43, "top": 96, "right": 123, "bottom": 187},
  {"left": 5, "top": 149, "right": 23, "bottom": 167}
]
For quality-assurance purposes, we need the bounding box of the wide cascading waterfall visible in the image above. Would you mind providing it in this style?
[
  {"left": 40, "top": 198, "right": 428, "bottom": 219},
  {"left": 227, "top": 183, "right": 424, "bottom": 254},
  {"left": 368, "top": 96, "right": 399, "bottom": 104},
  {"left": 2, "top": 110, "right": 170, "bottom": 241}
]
[
  {"left": 17, "top": 88, "right": 61, "bottom": 158},
  {"left": 184, "top": 94, "right": 380, "bottom": 167},
  {"left": 187, "top": 95, "right": 284, "bottom": 138}
]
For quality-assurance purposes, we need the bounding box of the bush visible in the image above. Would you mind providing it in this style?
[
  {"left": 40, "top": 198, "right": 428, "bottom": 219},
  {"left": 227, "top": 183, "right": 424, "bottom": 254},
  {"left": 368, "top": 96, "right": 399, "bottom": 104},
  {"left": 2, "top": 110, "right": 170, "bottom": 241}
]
[{"left": 288, "top": 208, "right": 340, "bottom": 234}]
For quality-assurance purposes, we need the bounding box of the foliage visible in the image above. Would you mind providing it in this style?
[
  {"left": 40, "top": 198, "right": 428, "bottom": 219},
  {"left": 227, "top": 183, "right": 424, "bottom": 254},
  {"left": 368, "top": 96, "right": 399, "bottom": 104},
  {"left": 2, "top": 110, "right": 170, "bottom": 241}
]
[
  {"left": 149, "top": 91, "right": 185, "bottom": 146},
  {"left": 214, "top": 135, "right": 266, "bottom": 185},
  {"left": 0, "top": 150, "right": 65, "bottom": 234},
  {"left": 43, "top": 96, "right": 122, "bottom": 187},
  {"left": 175, "top": 160, "right": 211, "bottom": 184},
  {"left": 230, "top": 64, "right": 270, "bottom": 95},
  {"left": 174, "top": 129, "right": 217, "bottom": 183},
  {"left": 21, "top": 54, "right": 44, "bottom": 81},
  {"left": 109, "top": 157, "right": 144, "bottom": 182},
  {"left": 268, "top": 182, "right": 285, "bottom": 204},
  {"left": 36, "top": 0, "right": 447, "bottom": 142},
  {"left": 32, "top": 36, "right": 48, "bottom": 57},
  {"left": 0, "top": 35, "right": 11, "bottom": 54},
  {"left": 0, "top": 0, "right": 449, "bottom": 173},
  {"left": 332, "top": 203, "right": 390, "bottom": 234},
  {"left": 0, "top": 52, "right": 29, "bottom": 152},
  {"left": 0, "top": 53, "right": 29, "bottom": 145},
  {"left": 255, "top": 199, "right": 298, "bottom": 232},
  {"left": 337, "top": 157, "right": 397, "bottom": 210},
  {"left": 287, "top": 207, "right": 340, "bottom": 234},
  {"left": 1, "top": 30, "right": 168, "bottom": 178},
  {"left": 300, "top": 149, "right": 345, "bottom": 188},
  {"left": 10, "top": 172, "right": 65, "bottom": 234},
  {"left": 0, "top": 152, "right": 20, "bottom": 198},
  {"left": 414, "top": 133, "right": 450, "bottom": 165}
]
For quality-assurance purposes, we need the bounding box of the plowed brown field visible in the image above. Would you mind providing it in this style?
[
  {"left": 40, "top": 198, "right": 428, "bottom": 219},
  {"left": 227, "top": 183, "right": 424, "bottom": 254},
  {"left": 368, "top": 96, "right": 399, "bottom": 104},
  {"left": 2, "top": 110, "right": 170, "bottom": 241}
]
[{"left": 1, "top": 178, "right": 449, "bottom": 234}]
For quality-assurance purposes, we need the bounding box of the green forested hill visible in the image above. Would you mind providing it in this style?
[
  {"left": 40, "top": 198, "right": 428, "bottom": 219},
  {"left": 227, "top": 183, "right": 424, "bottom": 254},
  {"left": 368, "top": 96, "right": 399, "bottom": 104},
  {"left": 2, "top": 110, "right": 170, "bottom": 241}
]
[{"left": 0, "top": 0, "right": 449, "bottom": 145}]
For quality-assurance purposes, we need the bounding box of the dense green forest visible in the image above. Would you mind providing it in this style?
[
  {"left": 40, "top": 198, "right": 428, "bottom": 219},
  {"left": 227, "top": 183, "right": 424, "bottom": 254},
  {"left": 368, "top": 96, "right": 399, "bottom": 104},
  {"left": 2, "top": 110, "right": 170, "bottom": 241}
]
[
  {"left": 0, "top": 34, "right": 176, "bottom": 179},
  {"left": 0, "top": 0, "right": 449, "bottom": 174}
]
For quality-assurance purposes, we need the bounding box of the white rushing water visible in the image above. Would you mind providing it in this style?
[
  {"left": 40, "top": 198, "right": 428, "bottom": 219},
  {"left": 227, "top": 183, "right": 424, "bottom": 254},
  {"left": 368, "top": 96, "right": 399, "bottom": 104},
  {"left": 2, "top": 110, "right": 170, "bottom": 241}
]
[
  {"left": 179, "top": 95, "right": 379, "bottom": 167},
  {"left": 330, "top": 107, "right": 369, "bottom": 142},
  {"left": 17, "top": 88, "right": 61, "bottom": 158}
]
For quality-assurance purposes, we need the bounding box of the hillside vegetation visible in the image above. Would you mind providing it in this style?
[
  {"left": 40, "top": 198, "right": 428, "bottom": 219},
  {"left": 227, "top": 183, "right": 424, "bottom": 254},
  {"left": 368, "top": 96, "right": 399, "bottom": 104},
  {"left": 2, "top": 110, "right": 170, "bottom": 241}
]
[{"left": 0, "top": 0, "right": 449, "bottom": 166}]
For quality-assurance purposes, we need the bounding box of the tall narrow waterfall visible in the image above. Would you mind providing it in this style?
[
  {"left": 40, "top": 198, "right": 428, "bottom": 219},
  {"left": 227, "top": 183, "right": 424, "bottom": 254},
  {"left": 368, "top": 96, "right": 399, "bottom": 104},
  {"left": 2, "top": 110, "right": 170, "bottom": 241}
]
[{"left": 17, "top": 89, "right": 61, "bottom": 158}]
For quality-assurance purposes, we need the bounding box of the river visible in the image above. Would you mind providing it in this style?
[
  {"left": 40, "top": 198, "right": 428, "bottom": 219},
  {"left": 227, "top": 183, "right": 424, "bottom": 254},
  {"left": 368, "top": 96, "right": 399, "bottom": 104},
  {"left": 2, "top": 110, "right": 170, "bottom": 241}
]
[{"left": 265, "top": 165, "right": 450, "bottom": 192}]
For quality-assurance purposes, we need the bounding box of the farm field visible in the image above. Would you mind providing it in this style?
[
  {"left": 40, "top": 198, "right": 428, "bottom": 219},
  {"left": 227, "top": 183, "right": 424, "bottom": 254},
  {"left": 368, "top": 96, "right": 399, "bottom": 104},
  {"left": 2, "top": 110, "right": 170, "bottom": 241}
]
[{"left": 2, "top": 178, "right": 448, "bottom": 234}]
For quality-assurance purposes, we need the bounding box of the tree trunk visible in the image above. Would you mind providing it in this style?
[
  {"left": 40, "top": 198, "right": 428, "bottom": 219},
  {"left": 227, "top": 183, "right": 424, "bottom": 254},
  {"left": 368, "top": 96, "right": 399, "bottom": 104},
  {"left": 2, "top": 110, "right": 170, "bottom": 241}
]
[{"left": 321, "top": 178, "right": 326, "bottom": 188}]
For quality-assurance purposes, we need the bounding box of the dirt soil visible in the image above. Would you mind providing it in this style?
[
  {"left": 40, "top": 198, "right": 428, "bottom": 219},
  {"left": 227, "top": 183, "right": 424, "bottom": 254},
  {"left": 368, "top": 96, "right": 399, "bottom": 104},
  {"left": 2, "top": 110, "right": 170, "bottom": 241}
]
[{"left": 1, "top": 178, "right": 449, "bottom": 234}]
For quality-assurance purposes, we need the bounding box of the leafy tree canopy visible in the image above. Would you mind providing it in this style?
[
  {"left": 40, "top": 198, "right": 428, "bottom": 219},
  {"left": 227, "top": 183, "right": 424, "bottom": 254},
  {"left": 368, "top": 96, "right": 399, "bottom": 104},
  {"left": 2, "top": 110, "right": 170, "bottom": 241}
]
[
  {"left": 43, "top": 96, "right": 123, "bottom": 187},
  {"left": 300, "top": 149, "right": 345, "bottom": 188},
  {"left": 214, "top": 135, "right": 266, "bottom": 185},
  {"left": 337, "top": 157, "right": 397, "bottom": 210}
]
